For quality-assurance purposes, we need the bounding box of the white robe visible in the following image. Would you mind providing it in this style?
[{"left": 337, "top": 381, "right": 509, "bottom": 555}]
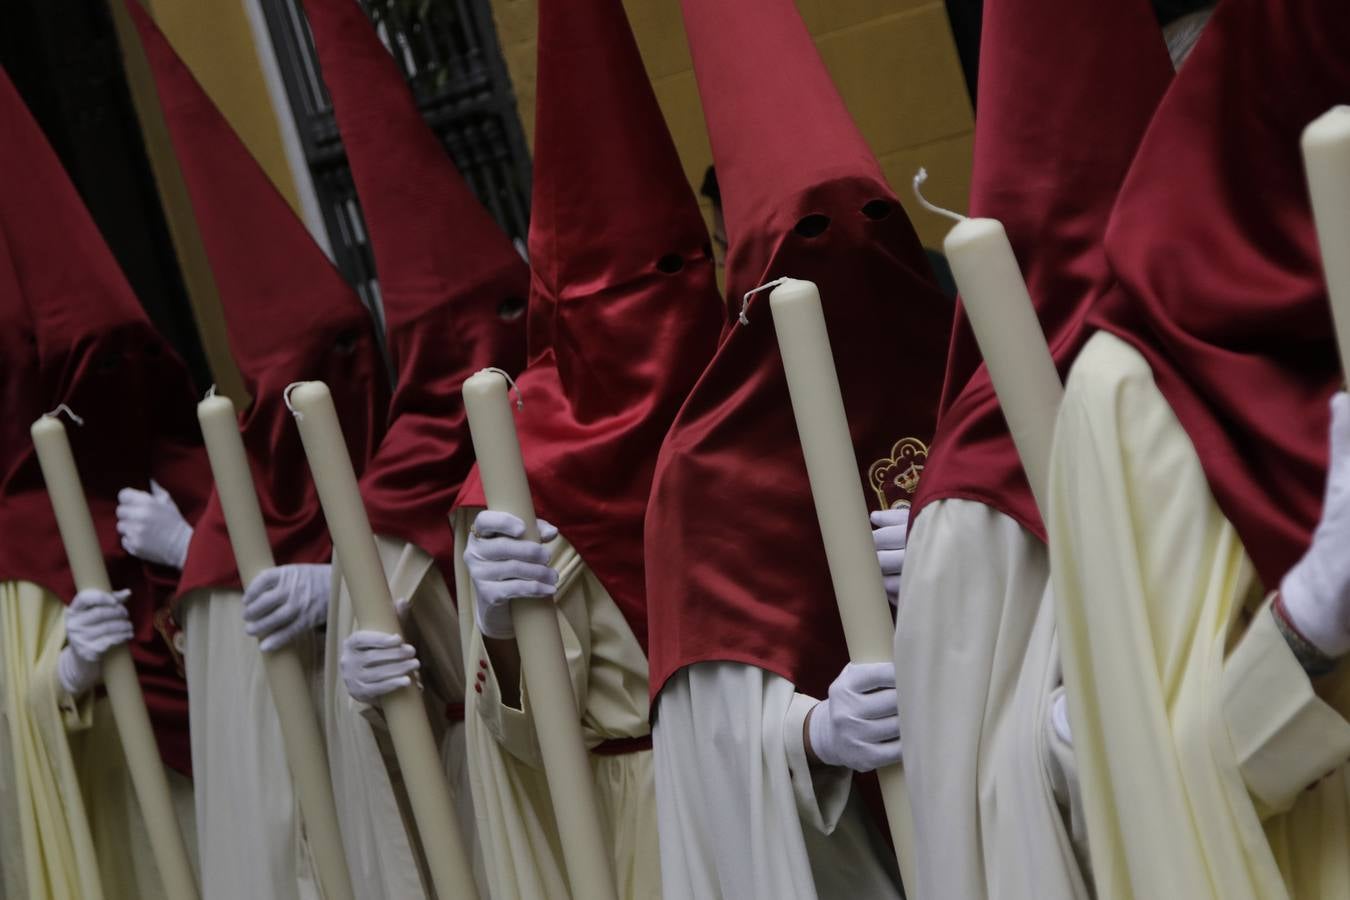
[
  {"left": 1047, "top": 331, "right": 1350, "bottom": 899},
  {"left": 894, "top": 499, "right": 1089, "bottom": 900},
  {"left": 0, "top": 579, "right": 197, "bottom": 900},
  {"left": 452, "top": 507, "right": 659, "bottom": 900},
  {"left": 652, "top": 661, "right": 903, "bottom": 900},
  {"left": 180, "top": 587, "right": 319, "bottom": 900}
]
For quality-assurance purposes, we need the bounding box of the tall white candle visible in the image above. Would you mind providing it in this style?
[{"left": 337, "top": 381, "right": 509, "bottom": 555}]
[
  {"left": 30, "top": 414, "right": 200, "bottom": 900},
  {"left": 196, "top": 395, "right": 355, "bottom": 900},
  {"left": 461, "top": 370, "right": 619, "bottom": 900},
  {"left": 1302, "top": 106, "right": 1350, "bottom": 376},
  {"left": 285, "top": 381, "right": 478, "bottom": 900},
  {"left": 943, "top": 218, "right": 1064, "bottom": 510},
  {"left": 768, "top": 279, "right": 918, "bottom": 892}
]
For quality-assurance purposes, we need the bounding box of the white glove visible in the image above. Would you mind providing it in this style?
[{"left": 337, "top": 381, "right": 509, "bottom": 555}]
[
  {"left": 807, "top": 661, "right": 902, "bottom": 773},
  {"left": 1281, "top": 392, "right": 1350, "bottom": 658},
  {"left": 465, "top": 511, "right": 559, "bottom": 640},
  {"left": 242, "top": 564, "right": 331, "bottom": 652},
  {"left": 341, "top": 630, "right": 420, "bottom": 705},
  {"left": 116, "top": 480, "right": 194, "bottom": 570},
  {"left": 871, "top": 506, "right": 910, "bottom": 606},
  {"left": 58, "top": 588, "right": 134, "bottom": 696}
]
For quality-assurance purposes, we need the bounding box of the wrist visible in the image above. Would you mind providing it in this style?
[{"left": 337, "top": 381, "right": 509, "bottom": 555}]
[
  {"left": 171, "top": 524, "right": 193, "bottom": 571},
  {"left": 804, "top": 701, "right": 828, "bottom": 767},
  {"left": 1273, "top": 593, "right": 1339, "bottom": 676}
]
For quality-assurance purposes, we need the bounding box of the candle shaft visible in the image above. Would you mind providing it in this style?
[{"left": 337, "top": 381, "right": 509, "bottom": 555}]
[
  {"left": 30, "top": 415, "right": 200, "bottom": 900},
  {"left": 1302, "top": 107, "right": 1350, "bottom": 376},
  {"left": 942, "top": 218, "right": 1063, "bottom": 511},
  {"left": 461, "top": 370, "right": 620, "bottom": 900},
  {"left": 768, "top": 279, "right": 918, "bottom": 891},
  {"left": 286, "top": 382, "right": 478, "bottom": 900},
  {"left": 197, "top": 395, "right": 355, "bottom": 900}
]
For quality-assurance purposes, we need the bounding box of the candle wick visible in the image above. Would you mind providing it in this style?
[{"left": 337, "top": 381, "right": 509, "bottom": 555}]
[
  {"left": 283, "top": 382, "right": 306, "bottom": 421},
  {"left": 481, "top": 367, "right": 525, "bottom": 410},
  {"left": 44, "top": 404, "right": 85, "bottom": 427},
  {"left": 738, "top": 277, "right": 789, "bottom": 326},
  {"left": 912, "top": 168, "right": 967, "bottom": 223},
  {"left": 204, "top": 384, "right": 217, "bottom": 400}
]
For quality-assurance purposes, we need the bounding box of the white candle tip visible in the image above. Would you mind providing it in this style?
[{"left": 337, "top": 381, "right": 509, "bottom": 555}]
[
  {"left": 283, "top": 382, "right": 307, "bottom": 420},
  {"left": 739, "top": 277, "right": 790, "bottom": 326},
  {"left": 912, "top": 168, "right": 967, "bottom": 223},
  {"left": 44, "top": 404, "right": 85, "bottom": 427}
]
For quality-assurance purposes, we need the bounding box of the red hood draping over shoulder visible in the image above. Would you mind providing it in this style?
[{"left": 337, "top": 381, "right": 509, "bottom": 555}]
[
  {"left": 644, "top": 0, "right": 951, "bottom": 702},
  {"left": 1090, "top": 0, "right": 1350, "bottom": 593},
  {"left": 0, "top": 69, "right": 208, "bottom": 774},
  {"left": 911, "top": 0, "right": 1173, "bottom": 539},
  {"left": 124, "top": 1, "right": 389, "bottom": 600},
  {"left": 453, "top": 0, "right": 723, "bottom": 642},
  {"left": 301, "top": 0, "right": 528, "bottom": 582}
]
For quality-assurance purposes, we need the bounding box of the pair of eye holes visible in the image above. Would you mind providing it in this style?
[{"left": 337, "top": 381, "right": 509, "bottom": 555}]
[{"left": 796, "top": 199, "right": 895, "bottom": 238}]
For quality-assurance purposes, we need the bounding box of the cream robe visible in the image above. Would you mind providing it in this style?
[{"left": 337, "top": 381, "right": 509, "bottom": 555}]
[
  {"left": 323, "top": 535, "right": 476, "bottom": 900},
  {"left": 652, "top": 662, "right": 903, "bottom": 900},
  {"left": 1047, "top": 331, "right": 1350, "bottom": 900},
  {"left": 894, "top": 499, "right": 1089, "bottom": 900},
  {"left": 179, "top": 588, "right": 318, "bottom": 900},
  {"left": 0, "top": 579, "right": 197, "bottom": 900},
  {"left": 451, "top": 507, "right": 659, "bottom": 900}
]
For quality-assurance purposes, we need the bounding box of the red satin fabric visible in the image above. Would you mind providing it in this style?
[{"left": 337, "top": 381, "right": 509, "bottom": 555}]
[
  {"left": 1091, "top": 0, "right": 1350, "bottom": 593},
  {"left": 301, "top": 0, "right": 528, "bottom": 582},
  {"left": 911, "top": 0, "right": 1173, "bottom": 539},
  {"left": 454, "top": 0, "right": 724, "bottom": 645},
  {"left": 644, "top": 0, "right": 950, "bottom": 702},
  {"left": 0, "top": 70, "right": 208, "bottom": 774},
  {"left": 124, "top": 2, "right": 390, "bottom": 600}
]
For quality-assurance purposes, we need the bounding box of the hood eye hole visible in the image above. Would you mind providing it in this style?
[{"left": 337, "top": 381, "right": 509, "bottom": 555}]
[
  {"left": 144, "top": 342, "right": 162, "bottom": 357},
  {"left": 498, "top": 296, "right": 527, "bottom": 321},
  {"left": 656, "top": 253, "right": 685, "bottom": 274},
  {"left": 862, "top": 199, "right": 893, "bottom": 221},
  {"left": 333, "top": 331, "right": 358, "bottom": 355},
  {"left": 794, "top": 214, "right": 830, "bottom": 238},
  {"left": 96, "top": 350, "right": 122, "bottom": 373}
]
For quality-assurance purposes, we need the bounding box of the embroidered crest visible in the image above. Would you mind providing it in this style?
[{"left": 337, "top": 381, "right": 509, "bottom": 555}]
[{"left": 868, "top": 437, "right": 929, "bottom": 510}]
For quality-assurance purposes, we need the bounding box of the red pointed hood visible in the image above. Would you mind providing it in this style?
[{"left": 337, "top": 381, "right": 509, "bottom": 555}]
[
  {"left": 912, "top": 0, "right": 1173, "bottom": 538},
  {"left": 454, "top": 0, "right": 724, "bottom": 641},
  {"left": 0, "top": 68, "right": 208, "bottom": 774},
  {"left": 301, "top": 0, "right": 527, "bottom": 578},
  {"left": 122, "top": 1, "right": 390, "bottom": 598},
  {"left": 1090, "top": 0, "right": 1350, "bottom": 592},
  {"left": 644, "top": 0, "right": 951, "bottom": 701}
]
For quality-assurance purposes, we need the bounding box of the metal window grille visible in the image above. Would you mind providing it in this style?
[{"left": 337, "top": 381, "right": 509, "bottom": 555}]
[{"left": 257, "top": 0, "right": 532, "bottom": 312}]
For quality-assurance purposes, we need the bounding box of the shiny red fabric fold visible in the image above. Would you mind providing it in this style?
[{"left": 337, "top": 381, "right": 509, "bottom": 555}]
[
  {"left": 1090, "top": 0, "right": 1350, "bottom": 592},
  {"left": 0, "top": 69, "right": 208, "bottom": 774},
  {"left": 911, "top": 0, "right": 1173, "bottom": 538},
  {"left": 453, "top": 0, "right": 724, "bottom": 645},
  {"left": 301, "top": 0, "right": 528, "bottom": 580},
  {"left": 123, "top": 1, "right": 390, "bottom": 600},
  {"left": 644, "top": 0, "right": 951, "bottom": 701}
]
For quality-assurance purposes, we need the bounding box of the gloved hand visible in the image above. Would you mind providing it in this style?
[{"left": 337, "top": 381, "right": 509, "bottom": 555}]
[
  {"left": 58, "top": 588, "right": 134, "bottom": 696},
  {"left": 242, "top": 564, "right": 331, "bottom": 652},
  {"left": 1282, "top": 392, "right": 1350, "bottom": 658},
  {"left": 341, "top": 630, "right": 420, "bottom": 705},
  {"left": 806, "top": 661, "right": 902, "bottom": 773},
  {"left": 871, "top": 506, "right": 910, "bottom": 606},
  {"left": 465, "top": 511, "right": 559, "bottom": 640},
  {"left": 116, "top": 480, "right": 194, "bottom": 570}
]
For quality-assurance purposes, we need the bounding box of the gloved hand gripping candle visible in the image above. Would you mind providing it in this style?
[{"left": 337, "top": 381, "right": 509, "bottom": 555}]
[{"left": 31, "top": 413, "right": 200, "bottom": 900}]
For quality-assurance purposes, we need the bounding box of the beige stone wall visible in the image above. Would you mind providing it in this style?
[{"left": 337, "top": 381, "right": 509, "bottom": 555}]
[{"left": 490, "top": 0, "right": 975, "bottom": 249}]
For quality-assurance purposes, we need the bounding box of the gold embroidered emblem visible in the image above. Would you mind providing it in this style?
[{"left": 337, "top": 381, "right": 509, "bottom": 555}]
[{"left": 868, "top": 437, "right": 929, "bottom": 510}]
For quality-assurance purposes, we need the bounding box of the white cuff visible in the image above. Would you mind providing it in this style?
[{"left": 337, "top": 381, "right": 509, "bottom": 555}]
[{"left": 784, "top": 692, "right": 852, "bottom": 835}]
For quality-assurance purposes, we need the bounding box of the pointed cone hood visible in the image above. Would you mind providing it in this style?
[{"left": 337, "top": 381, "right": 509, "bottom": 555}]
[
  {"left": 123, "top": 0, "right": 390, "bottom": 596},
  {"left": 301, "top": 0, "right": 528, "bottom": 575},
  {"left": 454, "top": 0, "right": 724, "bottom": 644},
  {"left": 913, "top": 0, "right": 1173, "bottom": 538},
  {"left": 1090, "top": 0, "right": 1350, "bottom": 592},
  {"left": 0, "top": 68, "right": 207, "bottom": 774},
  {"left": 644, "top": 0, "right": 951, "bottom": 702}
]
